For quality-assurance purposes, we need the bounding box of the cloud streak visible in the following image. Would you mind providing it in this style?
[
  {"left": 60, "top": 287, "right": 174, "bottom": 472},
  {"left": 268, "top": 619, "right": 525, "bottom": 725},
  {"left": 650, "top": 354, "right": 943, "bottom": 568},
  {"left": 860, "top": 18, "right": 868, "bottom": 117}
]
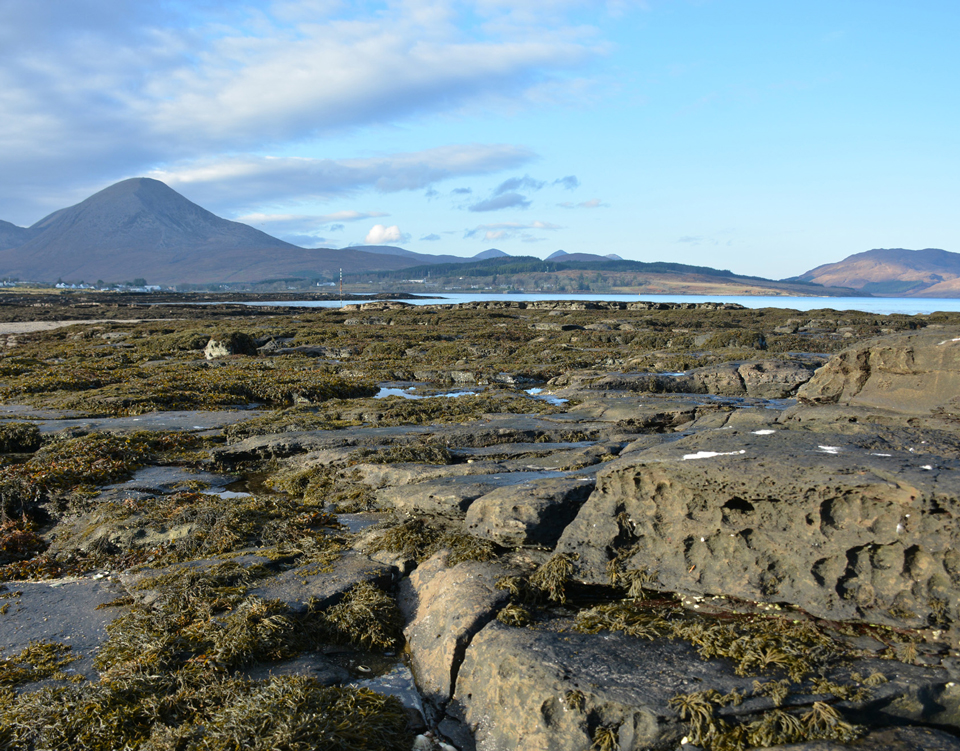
[
  {"left": 149, "top": 144, "right": 536, "bottom": 213},
  {"left": 468, "top": 192, "right": 533, "bottom": 212}
]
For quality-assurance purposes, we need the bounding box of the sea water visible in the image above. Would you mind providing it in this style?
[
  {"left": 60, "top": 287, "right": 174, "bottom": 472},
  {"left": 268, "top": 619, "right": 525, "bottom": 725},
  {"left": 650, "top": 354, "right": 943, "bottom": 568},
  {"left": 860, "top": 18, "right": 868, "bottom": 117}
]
[{"left": 234, "top": 293, "right": 960, "bottom": 316}]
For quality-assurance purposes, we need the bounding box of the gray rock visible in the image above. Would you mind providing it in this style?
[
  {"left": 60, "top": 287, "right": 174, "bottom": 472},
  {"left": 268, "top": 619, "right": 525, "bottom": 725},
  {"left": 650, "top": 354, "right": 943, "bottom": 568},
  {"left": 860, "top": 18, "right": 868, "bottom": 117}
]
[
  {"left": 556, "top": 429, "right": 960, "bottom": 636},
  {"left": 248, "top": 552, "right": 398, "bottom": 614},
  {"left": 464, "top": 476, "right": 595, "bottom": 547},
  {"left": 0, "top": 577, "right": 129, "bottom": 684},
  {"left": 398, "top": 551, "right": 514, "bottom": 708},
  {"left": 376, "top": 477, "right": 506, "bottom": 517},
  {"left": 119, "top": 553, "right": 276, "bottom": 607},
  {"left": 243, "top": 652, "right": 351, "bottom": 686}
]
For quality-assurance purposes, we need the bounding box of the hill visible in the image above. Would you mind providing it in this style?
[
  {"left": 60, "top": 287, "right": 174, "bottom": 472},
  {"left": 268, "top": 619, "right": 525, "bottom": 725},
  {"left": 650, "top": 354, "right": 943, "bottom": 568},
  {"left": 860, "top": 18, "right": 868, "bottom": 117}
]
[
  {"left": 793, "top": 248, "right": 960, "bottom": 296},
  {"left": 351, "top": 255, "right": 866, "bottom": 297}
]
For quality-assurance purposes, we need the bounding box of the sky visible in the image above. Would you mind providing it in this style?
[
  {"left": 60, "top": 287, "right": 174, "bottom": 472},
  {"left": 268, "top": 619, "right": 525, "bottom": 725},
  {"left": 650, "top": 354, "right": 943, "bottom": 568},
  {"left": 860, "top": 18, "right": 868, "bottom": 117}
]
[{"left": 1, "top": 0, "right": 958, "bottom": 279}]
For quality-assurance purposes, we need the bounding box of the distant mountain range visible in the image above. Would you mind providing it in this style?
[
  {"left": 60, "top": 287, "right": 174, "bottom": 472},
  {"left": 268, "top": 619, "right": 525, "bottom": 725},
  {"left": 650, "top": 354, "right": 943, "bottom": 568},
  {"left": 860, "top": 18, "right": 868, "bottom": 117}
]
[
  {"left": 791, "top": 248, "right": 960, "bottom": 297},
  {"left": 0, "top": 178, "right": 953, "bottom": 295}
]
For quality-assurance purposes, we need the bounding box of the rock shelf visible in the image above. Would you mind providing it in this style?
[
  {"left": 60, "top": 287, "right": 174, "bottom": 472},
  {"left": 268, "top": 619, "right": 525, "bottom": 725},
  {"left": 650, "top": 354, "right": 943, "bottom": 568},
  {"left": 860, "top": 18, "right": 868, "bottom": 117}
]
[{"left": 1, "top": 297, "right": 960, "bottom": 750}]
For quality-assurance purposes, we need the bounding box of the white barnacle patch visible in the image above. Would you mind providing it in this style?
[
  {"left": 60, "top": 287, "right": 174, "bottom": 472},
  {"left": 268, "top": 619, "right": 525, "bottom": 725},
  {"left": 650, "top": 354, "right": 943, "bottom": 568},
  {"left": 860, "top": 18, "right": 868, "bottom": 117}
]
[{"left": 682, "top": 449, "right": 746, "bottom": 461}]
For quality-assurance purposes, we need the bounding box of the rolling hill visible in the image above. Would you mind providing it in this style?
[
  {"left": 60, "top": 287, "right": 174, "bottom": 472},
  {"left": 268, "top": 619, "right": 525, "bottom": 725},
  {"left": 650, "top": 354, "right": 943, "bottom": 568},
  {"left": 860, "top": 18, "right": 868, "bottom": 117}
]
[{"left": 793, "top": 248, "right": 960, "bottom": 297}]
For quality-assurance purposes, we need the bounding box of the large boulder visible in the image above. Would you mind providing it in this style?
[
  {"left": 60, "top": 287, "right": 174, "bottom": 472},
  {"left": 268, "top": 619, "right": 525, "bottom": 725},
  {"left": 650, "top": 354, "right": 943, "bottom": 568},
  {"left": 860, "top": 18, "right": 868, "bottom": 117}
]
[
  {"left": 398, "top": 552, "right": 514, "bottom": 709},
  {"left": 796, "top": 330, "right": 960, "bottom": 417},
  {"left": 555, "top": 429, "right": 960, "bottom": 639}
]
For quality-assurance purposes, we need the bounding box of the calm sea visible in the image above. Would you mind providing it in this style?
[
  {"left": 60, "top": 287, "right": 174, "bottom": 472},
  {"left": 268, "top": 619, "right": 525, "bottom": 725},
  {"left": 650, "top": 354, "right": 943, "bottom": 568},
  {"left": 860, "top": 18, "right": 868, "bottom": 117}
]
[{"left": 245, "top": 293, "right": 960, "bottom": 316}]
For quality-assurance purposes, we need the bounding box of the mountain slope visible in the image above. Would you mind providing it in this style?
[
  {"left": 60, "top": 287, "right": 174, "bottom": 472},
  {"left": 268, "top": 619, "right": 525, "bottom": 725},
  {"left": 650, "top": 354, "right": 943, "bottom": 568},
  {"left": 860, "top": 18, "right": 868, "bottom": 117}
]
[
  {"left": 0, "top": 178, "right": 419, "bottom": 284},
  {"left": 0, "top": 220, "right": 38, "bottom": 252},
  {"left": 793, "top": 248, "right": 960, "bottom": 296}
]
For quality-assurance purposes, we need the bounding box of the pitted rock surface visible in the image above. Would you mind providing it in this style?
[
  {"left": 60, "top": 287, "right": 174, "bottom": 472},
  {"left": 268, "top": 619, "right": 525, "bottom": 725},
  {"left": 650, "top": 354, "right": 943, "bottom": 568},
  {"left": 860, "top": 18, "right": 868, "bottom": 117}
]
[{"left": 556, "top": 428, "right": 960, "bottom": 638}]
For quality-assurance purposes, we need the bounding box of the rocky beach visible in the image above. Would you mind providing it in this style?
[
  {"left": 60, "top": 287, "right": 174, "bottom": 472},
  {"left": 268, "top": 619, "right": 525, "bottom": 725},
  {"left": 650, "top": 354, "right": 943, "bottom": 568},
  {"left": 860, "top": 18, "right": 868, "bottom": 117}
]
[{"left": 1, "top": 294, "right": 959, "bottom": 750}]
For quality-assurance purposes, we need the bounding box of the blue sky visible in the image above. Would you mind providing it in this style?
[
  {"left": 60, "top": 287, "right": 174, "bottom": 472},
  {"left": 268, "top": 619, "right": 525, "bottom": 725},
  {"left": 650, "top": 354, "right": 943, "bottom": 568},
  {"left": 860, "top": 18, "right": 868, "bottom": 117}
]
[{"left": 1, "top": 0, "right": 957, "bottom": 278}]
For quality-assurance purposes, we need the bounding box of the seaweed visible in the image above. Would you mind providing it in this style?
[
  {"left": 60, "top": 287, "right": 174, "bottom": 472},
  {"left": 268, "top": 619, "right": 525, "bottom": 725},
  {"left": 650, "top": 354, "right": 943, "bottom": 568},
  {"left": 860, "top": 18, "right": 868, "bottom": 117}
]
[
  {"left": 0, "top": 641, "right": 77, "bottom": 687},
  {"left": 366, "top": 517, "right": 496, "bottom": 566},
  {"left": 0, "top": 673, "right": 413, "bottom": 751},
  {"left": 315, "top": 581, "right": 404, "bottom": 651},
  {"left": 0, "top": 422, "right": 42, "bottom": 454}
]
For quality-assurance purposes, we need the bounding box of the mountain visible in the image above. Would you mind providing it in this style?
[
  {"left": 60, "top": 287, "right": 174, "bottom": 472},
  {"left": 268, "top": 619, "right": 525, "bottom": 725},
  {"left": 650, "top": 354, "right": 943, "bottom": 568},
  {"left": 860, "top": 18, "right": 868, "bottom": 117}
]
[
  {"left": 0, "top": 220, "right": 38, "bottom": 252},
  {"left": 793, "top": 248, "right": 960, "bottom": 297},
  {"left": 0, "top": 178, "right": 421, "bottom": 284},
  {"left": 473, "top": 248, "right": 508, "bottom": 260},
  {"left": 547, "top": 250, "right": 625, "bottom": 263}
]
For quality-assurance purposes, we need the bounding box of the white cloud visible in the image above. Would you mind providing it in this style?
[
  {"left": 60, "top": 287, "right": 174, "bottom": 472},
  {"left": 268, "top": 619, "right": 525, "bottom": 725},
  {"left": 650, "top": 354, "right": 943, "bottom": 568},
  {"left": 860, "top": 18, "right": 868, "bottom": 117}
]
[
  {"left": 366, "top": 224, "right": 409, "bottom": 245},
  {"left": 148, "top": 144, "right": 536, "bottom": 213},
  {"left": 0, "top": 0, "right": 605, "bottom": 221},
  {"left": 558, "top": 198, "right": 605, "bottom": 208}
]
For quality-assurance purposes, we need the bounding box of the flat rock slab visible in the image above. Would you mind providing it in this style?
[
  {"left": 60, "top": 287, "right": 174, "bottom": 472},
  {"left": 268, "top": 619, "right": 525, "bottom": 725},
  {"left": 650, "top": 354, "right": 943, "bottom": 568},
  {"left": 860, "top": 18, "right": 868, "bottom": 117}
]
[
  {"left": 452, "top": 441, "right": 598, "bottom": 459},
  {"left": 1, "top": 577, "right": 129, "bottom": 684},
  {"left": 446, "top": 618, "right": 958, "bottom": 751},
  {"left": 556, "top": 428, "right": 960, "bottom": 637},
  {"left": 214, "top": 415, "right": 615, "bottom": 464},
  {"left": 249, "top": 552, "right": 398, "bottom": 613},
  {"left": 464, "top": 476, "right": 596, "bottom": 547},
  {"left": 242, "top": 652, "right": 351, "bottom": 686},
  {"left": 102, "top": 465, "right": 237, "bottom": 495},
  {"left": 399, "top": 552, "right": 515, "bottom": 707},
  {"left": 376, "top": 478, "right": 507, "bottom": 517}
]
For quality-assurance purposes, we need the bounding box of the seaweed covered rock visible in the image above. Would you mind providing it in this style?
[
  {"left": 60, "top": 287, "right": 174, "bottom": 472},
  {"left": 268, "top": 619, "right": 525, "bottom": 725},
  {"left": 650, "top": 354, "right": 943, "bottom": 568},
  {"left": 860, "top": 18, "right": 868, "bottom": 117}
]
[
  {"left": 205, "top": 332, "right": 258, "bottom": 359},
  {"left": 556, "top": 428, "right": 960, "bottom": 640},
  {"left": 0, "top": 422, "right": 42, "bottom": 453}
]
